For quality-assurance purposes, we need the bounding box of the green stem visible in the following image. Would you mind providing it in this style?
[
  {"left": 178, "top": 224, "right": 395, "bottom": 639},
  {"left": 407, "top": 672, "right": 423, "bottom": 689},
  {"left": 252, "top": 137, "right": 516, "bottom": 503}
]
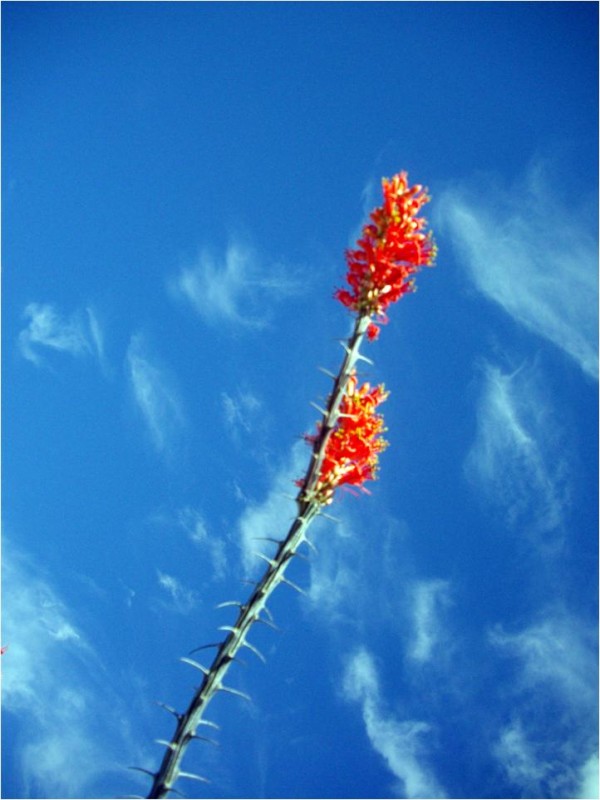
[{"left": 146, "top": 313, "right": 370, "bottom": 799}]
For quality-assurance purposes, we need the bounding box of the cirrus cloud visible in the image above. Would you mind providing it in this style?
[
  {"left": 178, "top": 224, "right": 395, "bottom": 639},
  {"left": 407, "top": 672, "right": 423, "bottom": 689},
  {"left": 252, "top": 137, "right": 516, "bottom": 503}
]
[
  {"left": 342, "top": 648, "right": 445, "bottom": 799},
  {"left": 2, "top": 541, "right": 149, "bottom": 798},
  {"left": 489, "top": 609, "right": 598, "bottom": 798},
  {"left": 437, "top": 160, "right": 598, "bottom": 380},
  {"left": 465, "top": 360, "right": 570, "bottom": 541},
  {"left": 126, "top": 334, "right": 186, "bottom": 456},
  {"left": 19, "top": 303, "right": 104, "bottom": 367},
  {"left": 169, "top": 240, "right": 302, "bottom": 329}
]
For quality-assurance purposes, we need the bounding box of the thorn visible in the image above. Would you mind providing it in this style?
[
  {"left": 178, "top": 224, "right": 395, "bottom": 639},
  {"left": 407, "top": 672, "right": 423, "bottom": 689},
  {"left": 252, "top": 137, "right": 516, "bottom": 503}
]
[
  {"left": 242, "top": 640, "right": 267, "bottom": 664},
  {"left": 356, "top": 352, "right": 374, "bottom": 365},
  {"left": 302, "top": 537, "right": 318, "bottom": 554},
  {"left": 198, "top": 718, "right": 220, "bottom": 730},
  {"left": 253, "top": 552, "right": 277, "bottom": 568},
  {"left": 318, "top": 366, "right": 337, "bottom": 380},
  {"left": 216, "top": 600, "right": 242, "bottom": 610},
  {"left": 280, "top": 576, "right": 306, "bottom": 595},
  {"left": 189, "top": 642, "right": 221, "bottom": 655},
  {"left": 261, "top": 605, "right": 275, "bottom": 623},
  {"left": 179, "top": 657, "right": 210, "bottom": 675},
  {"left": 253, "top": 536, "right": 282, "bottom": 545},
  {"left": 289, "top": 549, "right": 309, "bottom": 562},
  {"left": 218, "top": 625, "right": 240, "bottom": 635},
  {"left": 190, "top": 733, "right": 220, "bottom": 747},
  {"left": 156, "top": 702, "right": 181, "bottom": 720},
  {"left": 218, "top": 684, "right": 252, "bottom": 702},
  {"left": 166, "top": 786, "right": 186, "bottom": 798},
  {"left": 179, "top": 771, "right": 210, "bottom": 784},
  {"left": 319, "top": 511, "right": 341, "bottom": 523},
  {"left": 310, "top": 401, "right": 328, "bottom": 415},
  {"left": 154, "top": 739, "right": 176, "bottom": 751},
  {"left": 254, "top": 614, "right": 279, "bottom": 632},
  {"left": 128, "top": 766, "right": 156, "bottom": 778},
  {"left": 338, "top": 340, "right": 351, "bottom": 354}
]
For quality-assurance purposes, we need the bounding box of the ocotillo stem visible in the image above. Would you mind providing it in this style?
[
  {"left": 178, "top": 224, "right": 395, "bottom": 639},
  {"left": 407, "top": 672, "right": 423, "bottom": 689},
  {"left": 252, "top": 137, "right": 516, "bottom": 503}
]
[{"left": 146, "top": 313, "right": 371, "bottom": 799}]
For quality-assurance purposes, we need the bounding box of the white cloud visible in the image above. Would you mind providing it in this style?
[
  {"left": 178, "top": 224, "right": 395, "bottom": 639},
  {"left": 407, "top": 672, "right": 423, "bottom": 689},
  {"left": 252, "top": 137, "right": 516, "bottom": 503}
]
[
  {"left": 493, "top": 720, "right": 550, "bottom": 790},
  {"left": 437, "top": 161, "right": 598, "bottom": 380},
  {"left": 19, "top": 303, "right": 104, "bottom": 367},
  {"left": 489, "top": 612, "right": 596, "bottom": 707},
  {"left": 222, "top": 389, "right": 263, "bottom": 441},
  {"left": 305, "top": 511, "right": 449, "bottom": 656},
  {"left": 236, "top": 441, "right": 308, "bottom": 575},
  {"left": 407, "top": 579, "right": 451, "bottom": 663},
  {"left": 126, "top": 334, "right": 185, "bottom": 455},
  {"left": 176, "top": 507, "right": 228, "bottom": 581},
  {"left": 305, "top": 525, "right": 357, "bottom": 623},
  {"left": 86, "top": 307, "right": 106, "bottom": 365},
  {"left": 169, "top": 240, "right": 301, "bottom": 328},
  {"left": 465, "top": 361, "right": 569, "bottom": 538},
  {"left": 342, "top": 649, "right": 445, "bottom": 799},
  {"left": 577, "top": 753, "right": 599, "bottom": 800},
  {"left": 2, "top": 543, "right": 147, "bottom": 798},
  {"left": 494, "top": 724, "right": 599, "bottom": 799},
  {"left": 156, "top": 571, "right": 199, "bottom": 614},
  {"left": 490, "top": 611, "right": 598, "bottom": 797}
]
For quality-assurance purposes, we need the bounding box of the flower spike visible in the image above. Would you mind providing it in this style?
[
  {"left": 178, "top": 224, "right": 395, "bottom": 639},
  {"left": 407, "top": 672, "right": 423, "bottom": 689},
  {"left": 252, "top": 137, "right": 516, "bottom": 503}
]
[
  {"left": 336, "top": 171, "right": 436, "bottom": 338},
  {"left": 299, "top": 371, "right": 388, "bottom": 506}
]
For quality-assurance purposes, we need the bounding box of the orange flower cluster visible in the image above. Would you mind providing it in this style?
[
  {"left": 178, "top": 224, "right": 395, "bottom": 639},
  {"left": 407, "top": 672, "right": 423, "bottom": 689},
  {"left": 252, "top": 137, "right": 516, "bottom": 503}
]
[
  {"left": 301, "top": 373, "right": 388, "bottom": 505},
  {"left": 336, "top": 172, "right": 436, "bottom": 340}
]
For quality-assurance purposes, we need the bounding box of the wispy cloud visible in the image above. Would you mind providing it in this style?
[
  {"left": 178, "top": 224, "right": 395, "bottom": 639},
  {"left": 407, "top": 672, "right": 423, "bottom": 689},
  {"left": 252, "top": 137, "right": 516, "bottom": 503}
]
[
  {"left": 342, "top": 648, "right": 445, "bottom": 798},
  {"left": 85, "top": 307, "right": 106, "bottom": 365},
  {"left": 236, "top": 441, "right": 308, "bottom": 575},
  {"left": 305, "top": 511, "right": 453, "bottom": 662},
  {"left": 489, "top": 610, "right": 598, "bottom": 798},
  {"left": 489, "top": 611, "right": 597, "bottom": 708},
  {"left": 19, "top": 303, "right": 104, "bottom": 367},
  {"left": 407, "top": 579, "right": 452, "bottom": 663},
  {"left": 493, "top": 720, "right": 551, "bottom": 791},
  {"left": 169, "top": 240, "right": 301, "bottom": 328},
  {"left": 465, "top": 361, "right": 569, "bottom": 539},
  {"left": 126, "top": 334, "right": 186, "bottom": 455},
  {"left": 156, "top": 571, "right": 199, "bottom": 614},
  {"left": 222, "top": 388, "right": 263, "bottom": 441},
  {"left": 576, "top": 753, "right": 599, "bottom": 799},
  {"left": 176, "top": 506, "right": 228, "bottom": 581},
  {"left": 437, "top": 160, "right": 598, "bottom": 379},
  {"left": 305, "top": 519, "right": 358, "bottom": 623},
  {"left": 2, "top": 542, "right": 148, "bottom": 798}
]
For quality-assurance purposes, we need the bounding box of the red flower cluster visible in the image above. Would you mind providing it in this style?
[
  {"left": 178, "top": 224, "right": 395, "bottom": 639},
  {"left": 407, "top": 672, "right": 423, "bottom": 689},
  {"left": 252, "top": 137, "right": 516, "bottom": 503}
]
[
  {"left": 336, "top": 172, "right": 436, "bottom": 339},
  {"left": 302, "top": 373, "right": 388, "bottom": 505}
]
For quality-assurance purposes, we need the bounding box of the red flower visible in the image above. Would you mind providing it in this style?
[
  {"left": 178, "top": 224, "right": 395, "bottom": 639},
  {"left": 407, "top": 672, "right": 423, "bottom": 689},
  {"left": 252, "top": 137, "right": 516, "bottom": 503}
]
[
  {"left": 336, "top": 172, "right": 436, "bottom": 337},
  {"left": 301, "top": 373, "right": 388, "bottom": 505},
  {"left": 366, "top": 322, "right": 380, "bottom": 342}
]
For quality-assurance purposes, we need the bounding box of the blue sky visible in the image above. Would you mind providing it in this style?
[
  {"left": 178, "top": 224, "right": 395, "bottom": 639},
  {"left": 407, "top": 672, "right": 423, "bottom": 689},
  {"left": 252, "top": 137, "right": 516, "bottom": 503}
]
[{"left": 2, "top": 3, "right": 598, "bottom": 799}]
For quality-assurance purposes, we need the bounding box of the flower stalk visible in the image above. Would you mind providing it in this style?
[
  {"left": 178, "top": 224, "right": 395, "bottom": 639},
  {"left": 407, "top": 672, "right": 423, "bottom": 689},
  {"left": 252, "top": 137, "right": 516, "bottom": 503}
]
[
  {"left": 144, "top": 172, "right": 435, "bottom": 799},
  {"left": 146, "top": 314, "right": 373, "bottom": 799}
]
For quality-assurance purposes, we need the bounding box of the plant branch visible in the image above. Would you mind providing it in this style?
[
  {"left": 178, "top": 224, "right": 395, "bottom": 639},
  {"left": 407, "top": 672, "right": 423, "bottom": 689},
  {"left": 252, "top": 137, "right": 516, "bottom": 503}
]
[{"left": 145, "top": 313, "right": 370, "bottom": 798}]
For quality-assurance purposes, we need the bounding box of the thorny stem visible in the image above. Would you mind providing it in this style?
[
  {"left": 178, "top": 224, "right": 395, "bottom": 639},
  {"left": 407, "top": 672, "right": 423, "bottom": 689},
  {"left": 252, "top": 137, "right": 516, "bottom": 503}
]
[{"left": 146, "top": 313, "right": 371, "bottom": 799}]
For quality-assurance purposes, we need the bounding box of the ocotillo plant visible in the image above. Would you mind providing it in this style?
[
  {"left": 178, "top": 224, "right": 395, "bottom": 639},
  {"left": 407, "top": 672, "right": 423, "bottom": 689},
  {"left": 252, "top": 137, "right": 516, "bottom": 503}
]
[{"left": 141, "top": 171, "right": 436, "bottom": 799}]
